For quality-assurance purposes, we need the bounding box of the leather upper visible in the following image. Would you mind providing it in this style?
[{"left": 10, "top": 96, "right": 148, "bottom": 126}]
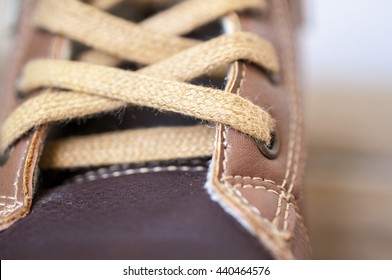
[{"left": 0, "top": 0, "right": 310, "bottom": 259}]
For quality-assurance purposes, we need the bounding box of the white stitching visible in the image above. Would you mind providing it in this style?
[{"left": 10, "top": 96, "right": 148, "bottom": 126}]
[
  {"left": 222, "top": 175, "right": 277, "bottom": 185},
  {"left": 0, "top": 30, "right": 68, "bottom": 225},
  {"left": 217, "top": 0, "right": 303, "bottom": 249},
  {"left": 283, "top": 199, "right": 291, "bottom": 231},
  {"left": 272, "top": 191, "right": 284, "bottom": 227},
  {"left": 219, "top": 61, "right": 295, "bottom": 237},
  {"left": 0, "top": 141, "right": 30, "bottom": 218},
  {"left": 72, "top": 165, "right": 208, "bottom": 184},
  {"left": 276, "top": 1, "right": 298, "bottom": 192},
  {"left": 0, "top": 196, "right": 16, "bottom": 200},
  {"left": 275, "top": 0, "right": 303, "bottom": 232},
  {"left": 220, "top": 64, "right": 278, "bottom": 221},
  {"left": 71, "top": 157, "right": 209, "bottom": 183},
  {"left": 235, "top": 183, "right": 279, "bottom": 196}
]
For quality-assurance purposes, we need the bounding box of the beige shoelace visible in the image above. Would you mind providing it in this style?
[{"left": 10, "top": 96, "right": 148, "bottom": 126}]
[{"left": 1, "top": 0, "right": 279, "bottom": 169}]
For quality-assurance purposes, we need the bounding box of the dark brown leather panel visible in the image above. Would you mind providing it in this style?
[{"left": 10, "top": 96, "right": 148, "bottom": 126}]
[{"left": 0, "top": 170, "right": 272, "bottom": 260}]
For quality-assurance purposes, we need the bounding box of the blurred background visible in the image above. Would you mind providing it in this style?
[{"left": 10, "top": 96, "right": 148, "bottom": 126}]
[
  {"left": 302, "top": 0, "right": 392, "bottom": 259},
  {"left": 1, "top": 0, "right": 391, "bottom": 259}
]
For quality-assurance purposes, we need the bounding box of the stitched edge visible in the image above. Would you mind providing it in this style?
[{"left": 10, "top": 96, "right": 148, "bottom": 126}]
[
  {"left": 221, "top": 58, "right": 294, "bottom": 233},
  {"left": 229, "top": 0, "right": 300, "bottom": 234},
  {"left": 206, "top": 0, "right": 307, "bottom": 259},
  {"left": 0, "top": 142, "right": 29, "bottom": 218},
  {"left": 224, "top": 0, "right": 303, "bottom": 238},
  {"left": 274, "top": 0, "right": 310, "bottom": 249},
  {"left": 222, "top": 175, "right": 277, "bottom": 185},
  {"left": 0, "top": 30, "right": 67, "bottom": 229},
  {"left": 70, "top": 164, "right": 208, "bottom": 184},
  {"left": 0, "top": 0, "right": 35, "bottom": 222},
  {"left": 213, "top": 57, "right": 293, "bottom": 258},
  {"left": 206, "top": 156, "right": 293, "bottom": 259},
  {"left": 202, "top": 14, "right": 294, "bottom": 255},
  {"left": 274, "top": 0, "right": 304, "bottom": 235},
  {"left": 0, "top": 128, "right": 44, "bottom": 230},
  {"left": 202, "top": 12, "right": 294, "bottom": 260}
]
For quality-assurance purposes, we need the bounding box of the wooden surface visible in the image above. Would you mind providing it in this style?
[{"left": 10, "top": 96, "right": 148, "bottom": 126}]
[{"left": 304, "top": 91, "right": 392, "bottom": 259}]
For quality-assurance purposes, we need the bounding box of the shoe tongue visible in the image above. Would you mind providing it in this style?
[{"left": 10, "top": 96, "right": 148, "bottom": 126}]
[{"left": 43, "top": 1, "right": 226, "bottom": 167}]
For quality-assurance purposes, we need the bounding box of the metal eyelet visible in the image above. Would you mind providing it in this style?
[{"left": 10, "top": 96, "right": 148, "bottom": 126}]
[{"left": 256, "top": 131, "right": 280, "bottom": 160}]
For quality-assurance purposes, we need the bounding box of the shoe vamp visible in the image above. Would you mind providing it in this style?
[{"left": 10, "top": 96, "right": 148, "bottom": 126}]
[{"left": 0, "top": 170, "right": 272, "bottom": 259}]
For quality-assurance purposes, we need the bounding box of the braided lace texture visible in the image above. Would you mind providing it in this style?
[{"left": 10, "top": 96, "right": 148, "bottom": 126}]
[{"left": 1, "top": 0, "right": 279, "bottom": 169}]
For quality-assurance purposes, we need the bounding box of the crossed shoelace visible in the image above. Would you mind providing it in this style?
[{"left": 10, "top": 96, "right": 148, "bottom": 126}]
[{"left": 0, "top": 0, "right": 279, "bottom": 169}]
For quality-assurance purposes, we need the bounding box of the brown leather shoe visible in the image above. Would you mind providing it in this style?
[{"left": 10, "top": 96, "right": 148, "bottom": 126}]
[{"left": 0, "top": 0, "right": 310, "bottom": 259}]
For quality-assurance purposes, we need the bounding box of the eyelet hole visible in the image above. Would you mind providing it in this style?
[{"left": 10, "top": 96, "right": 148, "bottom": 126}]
[
  {"left": 269, "top": 72, "right": 282, "bottom": 85},
  {"left": 16, "top": 89, "right": 27, "bottom": 99},
  {"left": 0, "top": 149, "right": 11, "bottom": 167},
  {"left": 256, "top": 131, "right": 280, "bottom": 160}
]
